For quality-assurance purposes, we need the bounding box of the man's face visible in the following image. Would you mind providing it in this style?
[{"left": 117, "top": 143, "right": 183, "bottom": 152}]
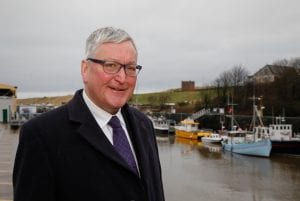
[{"left": 81, "top": 41, "right": 138, "bottom": 114}]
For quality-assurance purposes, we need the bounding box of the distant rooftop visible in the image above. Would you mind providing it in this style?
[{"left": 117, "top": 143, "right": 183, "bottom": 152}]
[{"left": 0, "top": 83, "right": 17, "bottom": 97}]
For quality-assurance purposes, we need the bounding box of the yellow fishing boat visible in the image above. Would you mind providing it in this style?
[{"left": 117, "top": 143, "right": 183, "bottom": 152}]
[
  {"left": 174, "top": 119, "right": 200, "bottom": 140},
  {"left": 175, "top": 137, "right": 199, "bottom": 146}
]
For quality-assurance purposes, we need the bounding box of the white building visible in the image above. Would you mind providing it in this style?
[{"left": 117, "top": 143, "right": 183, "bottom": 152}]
[{"left": 0, "top": 83, "right": 17, "bottom": 123}]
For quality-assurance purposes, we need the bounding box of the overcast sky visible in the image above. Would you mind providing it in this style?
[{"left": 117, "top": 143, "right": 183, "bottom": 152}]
[{"left": 1, "top": 0, "right": 299, "bottom": 98}]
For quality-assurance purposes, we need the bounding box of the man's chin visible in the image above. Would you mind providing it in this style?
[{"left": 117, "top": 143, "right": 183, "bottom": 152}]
[{"left": 109, "top": 100, "right": 127, "bottom": 109}]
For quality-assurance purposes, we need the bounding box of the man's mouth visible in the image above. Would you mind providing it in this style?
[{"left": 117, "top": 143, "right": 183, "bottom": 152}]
[{"left": 110, "top": 86, "right": 126, "bottom": 91}]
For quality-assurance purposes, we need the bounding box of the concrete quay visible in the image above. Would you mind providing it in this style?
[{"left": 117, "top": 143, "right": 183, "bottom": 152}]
[{"left": 0, "top": 124, "right": 19, "bottom": 201}]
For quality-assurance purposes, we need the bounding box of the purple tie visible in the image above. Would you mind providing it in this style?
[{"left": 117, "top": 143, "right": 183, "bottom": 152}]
[{"left": 108, "top": 116, "right": 138, "bottom": 175}]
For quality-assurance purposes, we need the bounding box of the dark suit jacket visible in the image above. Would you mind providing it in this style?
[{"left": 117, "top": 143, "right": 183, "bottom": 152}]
[{"left": 13, "top": 89, "right": 165, "bottom": 201}]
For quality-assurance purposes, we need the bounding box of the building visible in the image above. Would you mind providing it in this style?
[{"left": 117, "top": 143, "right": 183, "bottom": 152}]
[
  {"left": 181, "top": 81, "right": 195, "bottom": 91},
  {"left": 0, "top": 83, "right": 17, "bottom": 123},
  {"left": 251, "top": 65, "right": 300, "bottom": 83}
]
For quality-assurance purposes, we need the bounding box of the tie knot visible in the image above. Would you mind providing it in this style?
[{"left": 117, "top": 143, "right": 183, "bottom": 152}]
[{"left": 108, "top": 116, "right": 122, "bottom": 129}]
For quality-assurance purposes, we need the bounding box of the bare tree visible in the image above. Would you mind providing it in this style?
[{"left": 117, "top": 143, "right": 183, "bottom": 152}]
[
  {"left": 215, "top": 65, "right": 248, "bottom": 87},
  {"left": 289, "top": 57, "right": 300, "bottom": 68},
  {"left": 214, "top": 69, "right": 232, "bottom": 106},
  {"left": 272, "top": 58, "right": 289, "bottom": 66},
  {"left": 230, "top": 65, "right": 249, "bottom": 87},
  {"left": 213, "top": 65, "right": 249, "bottom": 107}
]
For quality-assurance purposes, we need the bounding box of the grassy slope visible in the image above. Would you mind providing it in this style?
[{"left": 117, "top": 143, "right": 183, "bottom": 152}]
[
  {"left": 17, "top": 88, "right": 218, "bottom": 107},
  {"left": 17, "top": 95, "right": 73, "bottom": 106},
  {"left": 131, "top": 88, "right": 217, "bottom": 105}
]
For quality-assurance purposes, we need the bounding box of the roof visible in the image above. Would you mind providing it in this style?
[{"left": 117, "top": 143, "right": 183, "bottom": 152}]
[
  {"left": 254, "top": 65, "right": 299, "bottom": 76},
  {"left": 180, "top": 119, "right": 199, "bottom": 125},
  {"left": 0, "top": 83, "right": 17, "bottom": 96},
  {"left": 0, "top": 83, "right": 17, "bottom": 91},
  {"left": 267, "top": 65, "right": 294, "bottom": 75}
]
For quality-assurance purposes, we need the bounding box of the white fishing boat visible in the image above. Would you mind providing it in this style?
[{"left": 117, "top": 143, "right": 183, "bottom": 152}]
[
  {"left": 202, "top": 133, "right": 222, "bottom": 144},
  {"left": 149, "top": 115, "right": 175, "bottom": 134},
  {"left": 249, "top": 117, "right": 300, "bottom": 155},
  {"left": 246, "top": 96, "right": 300, "bottom": 155}
]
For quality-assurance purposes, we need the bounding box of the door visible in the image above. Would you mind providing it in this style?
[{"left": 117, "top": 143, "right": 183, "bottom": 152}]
[{"left": 2, "top": 109, "right": 8, "bottom": 123}]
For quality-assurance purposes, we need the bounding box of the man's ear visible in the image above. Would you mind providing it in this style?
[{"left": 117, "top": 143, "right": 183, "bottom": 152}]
[{"left": 81, "top": 60, "right": 88, "bottom": 83}]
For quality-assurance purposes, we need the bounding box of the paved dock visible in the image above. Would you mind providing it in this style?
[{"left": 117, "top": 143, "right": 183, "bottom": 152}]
[{"left": 0, "top": 124, "right": 19, "bottom": 201}]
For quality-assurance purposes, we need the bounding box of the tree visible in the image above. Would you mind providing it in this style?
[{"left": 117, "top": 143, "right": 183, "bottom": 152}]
[
  {"left": 272, "top": 57, "right": 300, "bottom": 68},
  {"left": 213, "top": 65, "right": 249, "bottom": 107},
  {"left": 214, "top": 71, "right": 231, "bottom": 106},
  {"left": 289, "top": 57, "right": 300, "bottom": 68},
  {"left": 230, "top": 65, "right": 249, "bottom": 87},
  {"left": 272, "top": 58, "right": 289, "bottom": 66}
]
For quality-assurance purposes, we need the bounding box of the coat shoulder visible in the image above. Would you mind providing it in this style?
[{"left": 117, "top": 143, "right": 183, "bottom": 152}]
[{"left": 22, "top": 104, "right": 68, "bottom": 130}]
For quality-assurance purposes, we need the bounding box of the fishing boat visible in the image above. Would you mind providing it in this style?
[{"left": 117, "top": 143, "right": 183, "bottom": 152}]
[
  {"left": 174, "top": 118, "right": 200, "bottom": 140},
  {"left": 174, "top": 118, "right": 212, "bottom": 140},
  {"left": 247, "top": 96, "right": 300, "bottom": 155},
  {"left": 149, "top": 116, "right": 169, "bottom": 134},
  {"left": 221, "top": 129, "right": 272, "bottom": 157},
  {"left": 149, "top": 115, "right": 175, "bottom": 134},
  {"left": 221, "top": 96, "right": 272, "bottom": 157},
  {"left": 202, "top": 133, "right": 223, "bottom": 144},
  {"left": 251, "top": 117, "right": 300, "bottom": 155}
]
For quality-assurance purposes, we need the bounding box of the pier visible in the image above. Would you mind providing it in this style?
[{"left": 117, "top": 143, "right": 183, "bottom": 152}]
[{"left": 0, "top": 124, "right": 18, "bottom": 201}]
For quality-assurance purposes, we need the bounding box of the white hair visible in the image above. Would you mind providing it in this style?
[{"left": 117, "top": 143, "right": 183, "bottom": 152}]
[{"left": 85, "top": 27, "right": 137, "bottom": 58}]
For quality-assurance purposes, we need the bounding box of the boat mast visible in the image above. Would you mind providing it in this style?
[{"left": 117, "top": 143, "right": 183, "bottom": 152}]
[
  {"left": 227, "top": 94, "right": 238, "bottom": 131},
  {"left": 249, "top": 95, "right": 264, "bottom": 131}
]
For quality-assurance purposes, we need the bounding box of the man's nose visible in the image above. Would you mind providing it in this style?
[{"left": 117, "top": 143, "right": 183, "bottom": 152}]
[{"left": 114, "top": 67, "right": 127, "bottom": 82}]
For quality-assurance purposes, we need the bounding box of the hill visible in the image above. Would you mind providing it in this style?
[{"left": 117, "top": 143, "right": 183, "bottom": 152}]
[
  {"left": 17, "top": 88, "right": 217, "bottom": 109},
  {"left": 17, "top": 95, "right": 73, "bottom": 106}
]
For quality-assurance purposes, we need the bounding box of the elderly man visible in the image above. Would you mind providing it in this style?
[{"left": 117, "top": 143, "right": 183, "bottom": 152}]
[{"left": 13, "top": 27, "right": 165, "bottom": 201}]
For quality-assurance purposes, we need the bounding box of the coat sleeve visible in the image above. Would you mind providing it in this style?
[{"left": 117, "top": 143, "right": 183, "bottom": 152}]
[{"left": 13, "top": 123, "right": 56, "bottom": 201}]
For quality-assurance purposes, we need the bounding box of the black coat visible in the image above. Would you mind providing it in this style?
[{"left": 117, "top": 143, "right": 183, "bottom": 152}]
[{"left": 13, "top": 90, "right": 165, "bottom": 201}]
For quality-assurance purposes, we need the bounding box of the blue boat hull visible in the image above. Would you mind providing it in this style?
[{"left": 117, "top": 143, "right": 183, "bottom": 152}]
[{"left": 222, "top": 139, "right": 272, "bottom": 157}]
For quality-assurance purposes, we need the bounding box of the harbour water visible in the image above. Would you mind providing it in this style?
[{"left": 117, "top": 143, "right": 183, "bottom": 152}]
[
  {"left": 157, "top": 134, "right": 300, "bottom": 201},
  {"left": 1, "top": 124, "right": 300, "bottom": 201}
]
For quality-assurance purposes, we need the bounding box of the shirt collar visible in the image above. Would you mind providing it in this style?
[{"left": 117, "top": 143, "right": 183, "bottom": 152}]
[{"left": 82, "top": 90, "right": 125, "bottom": 128}]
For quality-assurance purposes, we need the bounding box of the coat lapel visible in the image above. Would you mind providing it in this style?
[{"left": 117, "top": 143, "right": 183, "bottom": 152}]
[
  {"left": 67, "top": 90, "right": 134, "bottom": 173},
  {"left": 122, "top": 106, "right": 150, "bottom": 178}
]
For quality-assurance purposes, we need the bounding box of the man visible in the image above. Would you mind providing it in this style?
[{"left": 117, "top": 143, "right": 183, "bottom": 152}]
[{"left": 13, "top": 27, "right": 165, "bottom": 201}]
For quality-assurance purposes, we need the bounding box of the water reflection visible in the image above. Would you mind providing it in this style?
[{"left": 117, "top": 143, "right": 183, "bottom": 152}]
[{"left": 156, "top": 133, "right": 300, "bottom": 201}]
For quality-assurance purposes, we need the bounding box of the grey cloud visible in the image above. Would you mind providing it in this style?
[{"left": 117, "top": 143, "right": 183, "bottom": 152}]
[{"left": 1, "top": 0, "right": 300, "bottom": 98}]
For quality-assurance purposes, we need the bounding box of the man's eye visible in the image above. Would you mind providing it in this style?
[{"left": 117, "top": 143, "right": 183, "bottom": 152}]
[
  {"left": 126, "top": 66, "right": 136, "bottom": 71},
  {"left": 105, "top": 63, "right": 118, "bottom": 68}
]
